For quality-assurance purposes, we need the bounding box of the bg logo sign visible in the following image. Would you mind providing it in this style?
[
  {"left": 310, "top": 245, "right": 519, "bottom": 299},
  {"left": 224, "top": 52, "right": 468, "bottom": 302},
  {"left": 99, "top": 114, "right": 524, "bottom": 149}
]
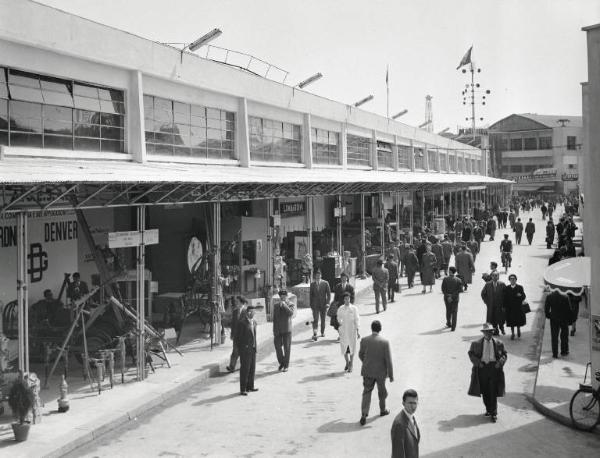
[{"left": 28, "top": 242, "right": 48, "bottom": 283}]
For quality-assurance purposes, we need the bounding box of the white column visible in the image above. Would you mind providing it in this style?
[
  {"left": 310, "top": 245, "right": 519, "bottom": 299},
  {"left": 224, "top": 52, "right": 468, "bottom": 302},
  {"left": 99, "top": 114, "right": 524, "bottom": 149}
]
[
  {"left": 340, "top": 124, "right": 348, "bottom": 169},
  {"left": 128, "top": 71, "right": 146, "bottom": 163},
  {"left": 237, "top": 97, "right": 251, "bottom": 167},
  {"left": 303, "top": 113, "right": 313, "bottom": 169},
  {"left": 409, "top": 140, "right": 416, "bottom": 171},
  {"left": 371, "top": 129, "right": 378, "bottom": 170}
]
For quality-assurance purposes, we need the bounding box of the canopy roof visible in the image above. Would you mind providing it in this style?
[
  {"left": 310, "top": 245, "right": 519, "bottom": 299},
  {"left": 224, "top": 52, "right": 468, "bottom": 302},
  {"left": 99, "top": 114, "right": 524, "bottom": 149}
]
[
  {"left": 0, "top": 157, "right": 511, "bottom": 212},
  {"left": 544, "top": 256, "right": 590, "bottom": 296}
]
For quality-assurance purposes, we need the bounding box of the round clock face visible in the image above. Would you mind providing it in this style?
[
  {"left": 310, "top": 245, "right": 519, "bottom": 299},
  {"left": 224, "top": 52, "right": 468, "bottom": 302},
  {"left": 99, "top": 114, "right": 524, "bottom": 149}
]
[{"left": 187, "top": 237, "right": 203, "bottom": 273}]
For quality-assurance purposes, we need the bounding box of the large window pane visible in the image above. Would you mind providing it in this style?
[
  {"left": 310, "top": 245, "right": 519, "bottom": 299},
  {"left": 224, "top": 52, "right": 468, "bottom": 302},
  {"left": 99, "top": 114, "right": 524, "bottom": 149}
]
[
  {"left": 347, "top": 134, "right": 370, "bottom": 166},
  {"left": 11, "top": 132, "right": 42, "bottom": 147},
  {"left": 0, "top": 98, "right": 8, "bottom": 130},
  {"left": 44, "top": 135, "right": 73, "bottom": 149},
  {"left": 44, "top": 119, "right": 72, "bottom": 135},
  {"left": 249, "top": 116, "right": 301, "bottom": 163},
  {"left": 75, "top": 137, "right": 100, "bottom": 151},
  {"left": 9, "top": 85, "right": 43, "bottom": 103}
]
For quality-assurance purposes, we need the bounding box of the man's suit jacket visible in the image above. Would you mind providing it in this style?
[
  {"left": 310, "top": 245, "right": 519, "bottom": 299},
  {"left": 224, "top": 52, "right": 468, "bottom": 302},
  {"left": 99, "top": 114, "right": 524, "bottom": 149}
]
[
  {"left": 391, "top": 410, "right": 420, "bottom": 458},
  {"left": 235, "top": 317, "right": 257, "bottom": 354},
  {"left": 544, "top": 291, "right": 572, "bottom": 324},
  {"left": 358, "top": 333, "right": 393, "bottom": 380},
  {"left": 310, "top": 280, "right": 331, "bottom": 309},
  {"left": 372, "top": 265, "right": 390, "bottom": 289},
  {"left": 272, "top": 298, "right": 295, "bottom": 336}
]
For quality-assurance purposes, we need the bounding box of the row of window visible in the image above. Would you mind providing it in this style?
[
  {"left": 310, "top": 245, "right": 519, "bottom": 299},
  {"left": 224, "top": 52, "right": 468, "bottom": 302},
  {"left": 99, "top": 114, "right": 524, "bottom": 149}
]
[
  {"left": 0, "top": 68, "right": 484, "bottom": 172},
  {"left": 144, "top": 95, "right": 235, "bottom": 159},
  {"left": 0, "top": 67, "right": 125, "bottom": 152},
  {"left": 494, "top": 135, "right": 553, "bottom": 152}
]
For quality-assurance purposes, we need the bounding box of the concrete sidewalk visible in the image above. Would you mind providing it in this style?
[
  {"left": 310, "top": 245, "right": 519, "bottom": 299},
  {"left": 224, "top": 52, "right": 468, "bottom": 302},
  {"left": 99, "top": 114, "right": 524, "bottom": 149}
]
[
  {"left": 529, "top": 301, "right": 599, "bottom": 435},
  {"left": 0, "top": 277, "right": 375, "bottom": 458}
]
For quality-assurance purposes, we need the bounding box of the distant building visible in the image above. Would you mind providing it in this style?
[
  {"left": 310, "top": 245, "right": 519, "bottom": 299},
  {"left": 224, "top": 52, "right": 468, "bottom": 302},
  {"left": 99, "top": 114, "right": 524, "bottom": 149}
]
[{"left": 488, "top": 114, "right": 582, "bottom": 193}]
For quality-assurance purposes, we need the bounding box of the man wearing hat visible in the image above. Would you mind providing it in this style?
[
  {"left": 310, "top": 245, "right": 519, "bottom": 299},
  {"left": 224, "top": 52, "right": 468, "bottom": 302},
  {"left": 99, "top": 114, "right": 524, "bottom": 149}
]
[
  {"left": 372, "top": 259, "right": 389, "bottom": 313},
  {"left": 235, "top": 303, "right": 259, "bottom": 395},
  {"left": 309, "top": 270, "right": 331, "bottom": 341},
  {"left": 272, "top": 290, "right": 295, "bottom": 371},
  {"left": 468, "top": 323, "right": 508, "bottom": 422},
  {"left": 385, "top": 254, "right": 399, "bottom": 303}
]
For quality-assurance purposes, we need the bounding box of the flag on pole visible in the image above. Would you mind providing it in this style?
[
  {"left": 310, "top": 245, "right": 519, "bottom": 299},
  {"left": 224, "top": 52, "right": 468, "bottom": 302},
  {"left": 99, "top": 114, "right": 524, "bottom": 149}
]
[
  {"left": 386, "top": 65, "right": 389, "bottom": 86},
  {"left": 456, "top": 46, "right": 473, "bottom": 70}
]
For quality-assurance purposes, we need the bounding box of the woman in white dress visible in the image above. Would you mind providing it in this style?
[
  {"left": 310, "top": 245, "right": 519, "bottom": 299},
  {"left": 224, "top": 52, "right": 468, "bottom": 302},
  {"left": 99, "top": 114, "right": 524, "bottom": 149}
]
[{"left": 336, "top": 292, "right": 360, "bottom": 372}]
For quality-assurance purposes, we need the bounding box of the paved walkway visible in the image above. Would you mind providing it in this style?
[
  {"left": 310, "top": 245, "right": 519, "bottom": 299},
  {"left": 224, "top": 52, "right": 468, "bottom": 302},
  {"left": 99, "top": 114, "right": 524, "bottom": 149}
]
[{"left": 2, "top": 206, "right": 599, "bottom": 457}]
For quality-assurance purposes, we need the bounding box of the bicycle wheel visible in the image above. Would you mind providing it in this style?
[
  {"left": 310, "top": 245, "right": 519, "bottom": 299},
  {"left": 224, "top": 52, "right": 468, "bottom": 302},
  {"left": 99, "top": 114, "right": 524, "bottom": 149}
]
[{"left": 569, "top": 389, "right": 600, "bottom": 431}]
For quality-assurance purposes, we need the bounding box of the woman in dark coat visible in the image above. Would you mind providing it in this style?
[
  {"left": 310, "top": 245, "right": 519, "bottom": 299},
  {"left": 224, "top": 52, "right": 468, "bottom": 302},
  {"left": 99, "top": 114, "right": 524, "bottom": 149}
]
[{"left": 503, "top": 274, "right": 526, "bottom": 340}]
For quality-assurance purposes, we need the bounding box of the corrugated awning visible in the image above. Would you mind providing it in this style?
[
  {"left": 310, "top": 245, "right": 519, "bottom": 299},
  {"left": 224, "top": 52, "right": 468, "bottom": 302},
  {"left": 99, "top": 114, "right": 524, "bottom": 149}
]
[
  {"left": 0, "top": 157, "right": 509, "bottom": 185},
  {"left": 0, "top": 157, "right": 511, "bottom": 212}
]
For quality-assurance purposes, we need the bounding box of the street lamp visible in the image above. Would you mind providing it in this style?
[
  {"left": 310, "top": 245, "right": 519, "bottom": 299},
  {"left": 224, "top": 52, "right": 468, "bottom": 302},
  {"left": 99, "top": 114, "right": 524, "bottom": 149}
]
[
  {"left": 295, "top": 72, "right": 323, "bottom": 89},
  {"left": 392, "top": 109, "right": 408, "bottom": 119},
  {"left": 354, "top": 95, "right": 374, "bottom": 107},
  {"left": 187, "top": 28, "right": 223, "bottom": 51},
  {"left": 437, "top": 127, "right": 450, "bottom": 134},
  {"left": 419, "top": 120, "right": 432, "bottom": 129}
]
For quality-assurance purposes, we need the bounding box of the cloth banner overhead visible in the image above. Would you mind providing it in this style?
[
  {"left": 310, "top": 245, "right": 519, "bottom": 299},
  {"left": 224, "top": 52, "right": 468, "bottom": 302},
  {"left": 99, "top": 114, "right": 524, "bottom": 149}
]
[{"left": 457, "top": 46, "right": 473, "bottom": 70}]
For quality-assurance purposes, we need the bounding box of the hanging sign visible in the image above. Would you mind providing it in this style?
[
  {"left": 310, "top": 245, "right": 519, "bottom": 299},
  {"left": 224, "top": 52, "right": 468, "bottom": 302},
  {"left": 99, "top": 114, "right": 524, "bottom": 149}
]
[
  {"left": 108, "top": 229, "right": 159, "bottom": 248},
  {"left": 280, "top": 201, "right": 306, "bottom": 217}
]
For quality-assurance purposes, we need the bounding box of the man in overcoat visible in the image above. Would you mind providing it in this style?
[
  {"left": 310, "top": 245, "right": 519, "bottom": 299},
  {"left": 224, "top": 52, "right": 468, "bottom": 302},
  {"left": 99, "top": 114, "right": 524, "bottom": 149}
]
[
  {"left": 226, "top": 296, "right": 247, "bottom": 372},
  {"left": 480, "top": 272, "right": 506, "bottom": 335},
  {"left": 454, "top": 245, "right": 475, "bottom": 291},
  {"left": 272, "top": 290, "right": 295, "bottom": 371},
  {"left": 420, "top": 244, "right": 437, "bottom": 294},
  {"left": 235, "top": 304, "right": 258, "bottom": 395},
  {"left": 310, "top": 270, "right": 331, "bottom": 341},
  {"left": 440, "top": 235, "right": 453, "bottom": 276},
  {"left": 430, "top": 239, "right": 444, "bottom": 279},
  {"left": 545, "top": 220, "right": 555, "bottom": 249},
  {"left": 358, "top": 320, "right": 394, "bottom": 426},
  {"left": 468, "top": 323, "right": 507, "bottom": 422}
]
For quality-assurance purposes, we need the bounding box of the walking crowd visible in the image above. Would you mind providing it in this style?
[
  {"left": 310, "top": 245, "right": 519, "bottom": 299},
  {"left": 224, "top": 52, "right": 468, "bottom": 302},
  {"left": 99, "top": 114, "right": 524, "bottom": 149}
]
[{"left": 221, "top": 193, "right": 582, "bottom": 457}]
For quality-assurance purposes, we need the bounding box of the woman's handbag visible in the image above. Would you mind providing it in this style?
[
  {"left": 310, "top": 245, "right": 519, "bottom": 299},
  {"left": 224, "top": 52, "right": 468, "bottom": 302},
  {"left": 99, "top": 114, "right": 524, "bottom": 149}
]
[
  {"left": 327, "top": 301, "right": 339, "bottom": 317},
  {"left": 521, "top": 300, "right": 531, "bottom": 314},
  {"left": 393, "top": 281, "right": 400, "bottom": 292}
]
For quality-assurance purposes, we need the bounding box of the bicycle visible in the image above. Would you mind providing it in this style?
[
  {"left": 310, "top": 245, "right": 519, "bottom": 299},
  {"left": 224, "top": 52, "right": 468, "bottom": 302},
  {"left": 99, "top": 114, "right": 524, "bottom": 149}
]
[{"left": 569, "top": 362, "right": 600, "bottom": 431}]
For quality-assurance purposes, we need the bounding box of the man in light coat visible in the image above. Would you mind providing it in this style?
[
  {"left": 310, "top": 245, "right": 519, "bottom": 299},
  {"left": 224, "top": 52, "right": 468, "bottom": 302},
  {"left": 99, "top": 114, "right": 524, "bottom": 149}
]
[
  {"left": 358, "top": 320, "right": 394, "bottom": 425},
  {"left": 454, "top": 245, "right": 475, "bottom": 291},
  {"left": 309, "top": 270, "right": 331, "bottom": 341}
]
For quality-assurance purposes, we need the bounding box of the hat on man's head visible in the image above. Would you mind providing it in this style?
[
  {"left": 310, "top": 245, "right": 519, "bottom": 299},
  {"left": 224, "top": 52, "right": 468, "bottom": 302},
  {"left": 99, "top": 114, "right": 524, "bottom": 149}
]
[
  {"left": 377, "top": 259, "right": 384, "bottom": 265},
  {"left": 246, "top": 304, "right": 257, "bottom": 310},
  {"left": 480, "top": 323, "right": 494, "bottom": 333},
  {"left": 278, "top": 289, "right": 288, "bottom": 296}
]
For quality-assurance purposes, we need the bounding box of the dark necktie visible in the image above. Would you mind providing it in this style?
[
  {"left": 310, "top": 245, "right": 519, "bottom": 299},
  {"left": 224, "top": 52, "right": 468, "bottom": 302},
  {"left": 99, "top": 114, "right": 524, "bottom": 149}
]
[{"left": 413, "top": 417, "right": 420, "bottom": 441}]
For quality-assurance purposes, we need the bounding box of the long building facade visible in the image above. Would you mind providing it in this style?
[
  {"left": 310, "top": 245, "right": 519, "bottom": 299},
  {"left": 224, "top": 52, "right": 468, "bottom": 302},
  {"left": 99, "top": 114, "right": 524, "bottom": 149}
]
[{"left": 0, "top": 1, "right": 509, "bottom": 382}]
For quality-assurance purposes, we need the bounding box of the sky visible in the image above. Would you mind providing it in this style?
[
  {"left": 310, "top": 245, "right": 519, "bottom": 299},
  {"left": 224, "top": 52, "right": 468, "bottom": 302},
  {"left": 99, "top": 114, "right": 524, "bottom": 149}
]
[{"left": 36, "top": 0, "right": 599, "bottom": 133}]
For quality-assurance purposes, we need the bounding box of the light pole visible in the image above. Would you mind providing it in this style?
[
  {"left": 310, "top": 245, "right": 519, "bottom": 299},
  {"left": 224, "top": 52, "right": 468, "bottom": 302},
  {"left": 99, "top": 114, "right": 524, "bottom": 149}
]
[
  {"left": 460, "top": 63, "right": 491, "bottom": 140},
  {"left": 354, "top": 95, "right": 374, "bottom": 108},
  {"left": 392, "top": 109, "right": 408, "bottom": 120},
  {"left": 295, "top": 73, "right": 323, "bottom": 89}
]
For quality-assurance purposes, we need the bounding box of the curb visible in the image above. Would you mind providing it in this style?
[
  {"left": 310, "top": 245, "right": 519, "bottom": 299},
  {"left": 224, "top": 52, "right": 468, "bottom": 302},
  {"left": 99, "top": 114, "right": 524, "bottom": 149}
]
[{"left": 526, "top": 393, "right": 600, "bottom": 436}]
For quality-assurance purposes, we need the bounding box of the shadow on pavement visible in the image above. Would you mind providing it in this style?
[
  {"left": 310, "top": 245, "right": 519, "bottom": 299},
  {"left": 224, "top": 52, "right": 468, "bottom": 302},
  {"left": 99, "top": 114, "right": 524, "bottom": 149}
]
[
  {"left": 317, "top": 418, "right": 372, "bottom": 433},
  {"left": 533, "top": 385, "right": 577, "bottom": 402},
  {"left": 191, "top": 392, "right": 241, "bottom": 407},
  {"left": 419, "top": 327, "right": 451, "bottom": 336},
  {"left": 437, "top": 414, "right": 489, "bottom": 431},
  {"left": 298, "top": 371, "right": 345, "bottom": 384}
]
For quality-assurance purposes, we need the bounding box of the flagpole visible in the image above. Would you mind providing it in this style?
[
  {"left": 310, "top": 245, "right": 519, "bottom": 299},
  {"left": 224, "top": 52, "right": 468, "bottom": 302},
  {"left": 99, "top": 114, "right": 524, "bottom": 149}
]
[{"left": 386, "top": 65, "right": 390, "bottom": 118}]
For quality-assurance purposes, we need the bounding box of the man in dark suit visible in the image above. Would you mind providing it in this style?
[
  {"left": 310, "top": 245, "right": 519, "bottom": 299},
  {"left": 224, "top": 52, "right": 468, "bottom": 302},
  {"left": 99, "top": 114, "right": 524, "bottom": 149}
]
[
  {"left": 331, "top": 273, "right": 355, "bottom": 332},
  {"left": 525, "top": 218, "right": 536, "bottom": 245},
  {"left": 385, "top": 254, "right": 399, "bottom": 302},
  {"left": 391, "top": 389, "right": 420, "bottom": 458},
  {"left": 235, "top": 304, "right": 258, "bottom": 396},
  {"left": 441, "top": 266, "right": 463, "bottom": 331},
  {"left": 468, "top": 323, "right": 507, "bottom": 422},
  {"left": 272, "top": 290, "right": 295, "bottom": 372},
  {"left": 480, "top": 272, "right": 506, "bottom": 335},
  {"left": 67, "top": 272, "right": 89, "bottom": 303},
  {"left": 358, "top": 320, "right": 394, "bottom": 425},
  {"left": 226, "top": 296, "right": 247, "bottom": 372},
  {"left": 372, "top": 259, "right": 389, "bottom": 313},
  {"left": 544, "top": 290, "right": 572, "bottom": 358},
  {"left": 309, "top": 270, "right": 331, "bottom": 341}
]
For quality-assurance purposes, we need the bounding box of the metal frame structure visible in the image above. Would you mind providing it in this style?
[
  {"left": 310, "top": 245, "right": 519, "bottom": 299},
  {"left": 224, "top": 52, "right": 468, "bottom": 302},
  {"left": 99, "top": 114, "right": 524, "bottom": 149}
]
[{"left": 0, "top": 180, "right": 503, "bottom": 214}]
